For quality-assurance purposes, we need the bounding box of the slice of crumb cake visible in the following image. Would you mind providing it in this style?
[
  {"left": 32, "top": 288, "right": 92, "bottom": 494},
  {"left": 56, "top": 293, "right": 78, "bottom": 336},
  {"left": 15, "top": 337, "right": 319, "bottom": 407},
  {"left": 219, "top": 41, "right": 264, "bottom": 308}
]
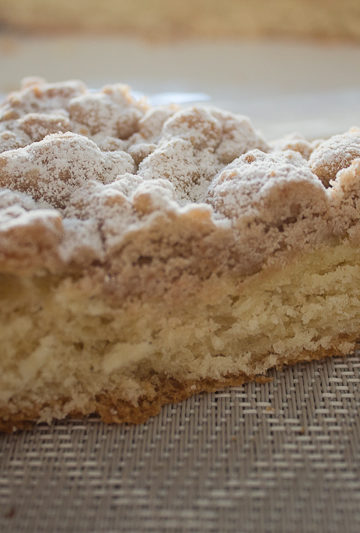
[{"left": 0, "top": 78, "right": 360, "bottom": 431}]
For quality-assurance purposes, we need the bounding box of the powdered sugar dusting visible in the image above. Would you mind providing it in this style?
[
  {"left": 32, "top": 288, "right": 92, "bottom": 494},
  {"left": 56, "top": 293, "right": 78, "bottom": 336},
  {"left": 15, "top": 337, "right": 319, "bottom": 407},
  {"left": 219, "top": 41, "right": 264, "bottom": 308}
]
[
  {"left": 0, "top": 132, "right": 135, "bottom": 207},
  {"left": 138, "top": 106, "right": 268, "bottom": 203},
  {"left": 0, "top": 79, "right": 359, "bottom": 283},
  {"left": 207, "top": 149, "right": 327, "bottom": 223},
  {"left": 309, "top": 128, "right": 360, "bottom": 186}
]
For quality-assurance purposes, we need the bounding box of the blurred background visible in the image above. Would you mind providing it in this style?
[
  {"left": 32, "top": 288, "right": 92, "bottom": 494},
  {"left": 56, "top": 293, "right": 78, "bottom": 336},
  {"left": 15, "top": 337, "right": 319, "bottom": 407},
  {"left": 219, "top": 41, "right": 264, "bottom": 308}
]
[{"left": 1, "top": 0, "right": 360, "bottom": 139}]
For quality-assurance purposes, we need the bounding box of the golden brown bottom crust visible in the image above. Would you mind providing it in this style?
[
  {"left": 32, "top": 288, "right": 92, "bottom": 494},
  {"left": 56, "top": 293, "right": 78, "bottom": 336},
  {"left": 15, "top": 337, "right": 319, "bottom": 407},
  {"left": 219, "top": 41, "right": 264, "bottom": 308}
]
[
  {"left": 0, "top": 345, "right": 354, "bottom": 433},
  {"left": 0, "top": 373, "right": 262, "bottom": 433}
]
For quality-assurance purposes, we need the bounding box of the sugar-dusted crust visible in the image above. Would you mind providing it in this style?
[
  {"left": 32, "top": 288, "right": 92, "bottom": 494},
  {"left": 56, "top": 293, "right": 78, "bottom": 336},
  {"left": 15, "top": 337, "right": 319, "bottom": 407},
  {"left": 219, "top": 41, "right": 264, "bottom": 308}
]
[
  {"left": 0, "top": 339, "right": 355, "bottom": 433},
  {"left": 1, "top": 79, "right": 360, "bottom": 302}
]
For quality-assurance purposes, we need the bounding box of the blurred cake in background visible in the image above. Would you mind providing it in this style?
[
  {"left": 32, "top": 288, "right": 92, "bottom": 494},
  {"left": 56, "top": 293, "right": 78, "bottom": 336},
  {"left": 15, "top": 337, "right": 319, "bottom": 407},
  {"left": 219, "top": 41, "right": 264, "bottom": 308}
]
[{"left": 0, "top": 0, "right": 360, "bottom": 41}]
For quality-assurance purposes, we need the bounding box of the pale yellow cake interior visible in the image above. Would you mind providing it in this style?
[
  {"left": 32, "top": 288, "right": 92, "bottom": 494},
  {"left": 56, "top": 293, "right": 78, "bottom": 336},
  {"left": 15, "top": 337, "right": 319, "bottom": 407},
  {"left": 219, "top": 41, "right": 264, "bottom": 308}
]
[{"left": 1, "top": 241, "right": 359, "bottom": 424}]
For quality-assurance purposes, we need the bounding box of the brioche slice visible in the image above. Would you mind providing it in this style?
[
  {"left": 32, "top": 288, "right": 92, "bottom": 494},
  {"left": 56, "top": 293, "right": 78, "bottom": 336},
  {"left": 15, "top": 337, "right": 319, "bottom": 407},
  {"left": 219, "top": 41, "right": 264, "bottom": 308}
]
[{"left": 1, "top": 79, "right": 359, "bottom": 431}]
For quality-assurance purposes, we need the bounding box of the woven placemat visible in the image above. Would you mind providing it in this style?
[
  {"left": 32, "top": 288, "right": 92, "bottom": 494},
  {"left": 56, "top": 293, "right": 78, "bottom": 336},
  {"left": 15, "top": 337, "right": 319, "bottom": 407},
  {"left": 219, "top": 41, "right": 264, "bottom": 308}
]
[{"left": 1, "top": 354, "right": 360, "bottom": 533}]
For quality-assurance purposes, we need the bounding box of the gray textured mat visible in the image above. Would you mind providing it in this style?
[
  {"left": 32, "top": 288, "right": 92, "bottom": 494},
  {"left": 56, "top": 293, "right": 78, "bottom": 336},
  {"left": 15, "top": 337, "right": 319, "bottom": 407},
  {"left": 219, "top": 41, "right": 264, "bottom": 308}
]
[{"left": 1, "top": 355, "right": 360, "bottom": 533}]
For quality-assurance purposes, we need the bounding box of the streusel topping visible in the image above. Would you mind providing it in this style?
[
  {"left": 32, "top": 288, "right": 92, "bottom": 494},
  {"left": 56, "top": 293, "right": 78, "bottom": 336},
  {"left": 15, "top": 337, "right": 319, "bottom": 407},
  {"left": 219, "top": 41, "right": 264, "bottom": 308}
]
[
  {"left": 0, "top": 79, "right": 359, "bottom": 296},
  {"left": 309, "top": 128, "right": 360, "bottom": 186}
]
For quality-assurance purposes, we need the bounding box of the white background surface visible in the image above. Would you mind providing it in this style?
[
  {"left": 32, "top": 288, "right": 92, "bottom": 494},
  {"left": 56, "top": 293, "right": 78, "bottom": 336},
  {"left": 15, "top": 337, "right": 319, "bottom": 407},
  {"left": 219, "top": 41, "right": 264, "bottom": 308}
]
[{"left": 1, "top": 35, "right": 360, "bottom": 139}]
